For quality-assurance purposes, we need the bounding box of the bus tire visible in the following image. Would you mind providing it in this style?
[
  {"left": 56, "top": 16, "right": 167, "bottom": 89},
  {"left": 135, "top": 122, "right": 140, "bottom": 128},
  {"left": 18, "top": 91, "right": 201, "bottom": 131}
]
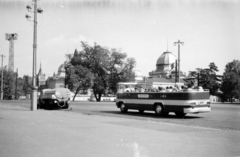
[
  {"left": 120, "top": 103, "right": 128, "bottom": 113},
  {"left": 154, "top": 104, "right": 164, "bottom": 116},
  {"left": 175, "top": 112, "right": 187, "bottom": 117},
  {"left": 138, "top": 110, "right": 144, "bottom": 113}
]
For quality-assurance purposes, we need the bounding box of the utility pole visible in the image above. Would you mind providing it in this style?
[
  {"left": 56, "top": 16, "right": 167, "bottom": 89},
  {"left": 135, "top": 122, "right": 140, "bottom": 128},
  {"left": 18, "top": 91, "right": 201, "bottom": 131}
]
[
  {"left": 26, "top": 0, "right": 43, "bottom": 110},
  {"left": 175, "top": 60, "right": 178, "bottom": 84},
  {"left": 0, "top": 54, "right": 5, "bottom": 100},
  {"left": 5, "top": 33, "right": 18, "bottom": 72},
  {"left": 174, "top": 40, "right": 184, "bottom": 83}
]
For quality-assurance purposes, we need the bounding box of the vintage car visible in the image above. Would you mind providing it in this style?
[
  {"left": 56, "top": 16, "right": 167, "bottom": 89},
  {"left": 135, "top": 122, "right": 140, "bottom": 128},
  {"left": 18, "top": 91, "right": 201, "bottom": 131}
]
[{"left": 38, "top": 88, "right": 71, "bottom": 109}]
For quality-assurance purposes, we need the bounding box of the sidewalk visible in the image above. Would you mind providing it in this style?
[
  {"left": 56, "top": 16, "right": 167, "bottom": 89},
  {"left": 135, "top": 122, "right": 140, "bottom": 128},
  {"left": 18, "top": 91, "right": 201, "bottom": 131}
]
[{"left": 0, "top": 103, "right": 239, "bottom": 157}]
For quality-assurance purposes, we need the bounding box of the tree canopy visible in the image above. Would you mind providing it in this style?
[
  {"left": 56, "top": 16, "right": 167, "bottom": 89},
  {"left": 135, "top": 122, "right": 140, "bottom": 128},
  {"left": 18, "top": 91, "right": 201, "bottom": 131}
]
[
  {"left": 187, "top": 62, "right": 220, "bottom": 95},
  {"left": 65, "top": 42, "right": 136, "bottom": 101},
  {"left": 220, "top": 60, "right": 240, "bottom": 102}
]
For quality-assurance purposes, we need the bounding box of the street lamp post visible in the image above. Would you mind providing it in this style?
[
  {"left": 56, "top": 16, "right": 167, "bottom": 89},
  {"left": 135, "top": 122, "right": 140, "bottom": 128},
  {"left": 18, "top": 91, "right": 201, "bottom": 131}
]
[
  {"left": 174, "top": 40, "right": 184, "bottom": 83},
  {"left": 26, "top": 0, "right": 43, "bottom": 110}
]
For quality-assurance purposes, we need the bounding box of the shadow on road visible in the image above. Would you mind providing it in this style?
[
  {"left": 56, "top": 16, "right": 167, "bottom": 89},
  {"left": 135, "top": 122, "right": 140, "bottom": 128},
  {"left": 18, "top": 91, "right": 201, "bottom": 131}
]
[
  {"left": 211, "top": 102, "right": 240, "bottom": 106},
  {"left": 97, "top": 110, "right": 203, "bottom": 120}
]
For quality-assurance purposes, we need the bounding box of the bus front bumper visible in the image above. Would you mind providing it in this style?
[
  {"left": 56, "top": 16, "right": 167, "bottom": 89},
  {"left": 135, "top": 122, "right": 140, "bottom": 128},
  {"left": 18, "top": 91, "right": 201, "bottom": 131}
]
[{"left": 184, "top": 106, "right": 211, "bottom": 113}]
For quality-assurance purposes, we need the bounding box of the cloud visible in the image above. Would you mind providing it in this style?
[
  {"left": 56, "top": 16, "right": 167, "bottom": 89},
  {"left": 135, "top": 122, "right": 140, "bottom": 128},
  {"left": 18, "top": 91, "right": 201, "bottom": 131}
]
[
  {"left": 45, "top": 34, "right": 94, "bottom": 45},
  {"left": 45, "top": 35, "right": 66, "bottom": 44},
  {"left": 69, "top": 35, "right": 95, "bottom": 46}
]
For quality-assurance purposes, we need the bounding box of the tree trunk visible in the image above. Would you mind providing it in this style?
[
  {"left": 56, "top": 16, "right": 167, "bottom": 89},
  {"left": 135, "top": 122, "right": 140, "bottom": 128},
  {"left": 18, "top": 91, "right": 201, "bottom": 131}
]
[
  {"left": 93, "top": 92, "right": 97, "bottom": 101},
  {"left": 73, "top": 88, "right": 80, "bottom": 101},
  {"left": 94, "top": 92, "right": 102, "bottom": 102},
  {"left": 97, "top": 93, "right": 102, "bottom": 102}
]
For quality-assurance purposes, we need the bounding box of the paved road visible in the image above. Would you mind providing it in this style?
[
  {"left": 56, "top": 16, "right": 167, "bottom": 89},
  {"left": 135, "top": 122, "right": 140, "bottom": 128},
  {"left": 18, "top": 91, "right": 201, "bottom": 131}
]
[
  {"left": 2, "top": 100, "right": 240, "bottom": 132},
  {"left": 0, "top": 100, "right": 240, "bottom": 157},
  {"left": 71, "top": 101, "right": 240, "bottom": 132}
]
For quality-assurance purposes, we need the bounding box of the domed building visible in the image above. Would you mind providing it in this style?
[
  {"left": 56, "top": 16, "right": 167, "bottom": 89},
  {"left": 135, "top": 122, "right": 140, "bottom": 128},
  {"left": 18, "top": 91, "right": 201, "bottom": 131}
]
[
  {"left": 37, "top": 61, "right": 68, "bottom": 91},
  {"left": 46, "top": 61, "right": 67, "bottom": 89},
  {"left": 141, "top": 50, "right": 187, "bottom": 87},
  {"left": 149, "top": 51, "right": 177, "bottom": 78},
  {"left": 149, "top": 50, "right": 185, "bottom": 79}
]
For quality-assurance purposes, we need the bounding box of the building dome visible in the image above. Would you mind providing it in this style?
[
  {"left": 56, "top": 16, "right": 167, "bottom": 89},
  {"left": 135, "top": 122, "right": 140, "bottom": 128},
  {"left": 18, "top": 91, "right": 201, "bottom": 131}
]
[{"left": 156, "top": 51, "right": 176, "bottom": 66}]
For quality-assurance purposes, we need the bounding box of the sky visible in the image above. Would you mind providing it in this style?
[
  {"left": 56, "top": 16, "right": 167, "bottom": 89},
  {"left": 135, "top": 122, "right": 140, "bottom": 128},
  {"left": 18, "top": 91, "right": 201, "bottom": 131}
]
[{"left": 0, "top": 0, "right": 240, "bottom": 77}]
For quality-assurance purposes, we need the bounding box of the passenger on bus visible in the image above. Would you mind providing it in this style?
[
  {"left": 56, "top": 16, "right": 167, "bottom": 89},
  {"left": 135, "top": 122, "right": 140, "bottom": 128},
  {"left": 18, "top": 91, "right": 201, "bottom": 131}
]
[
  {"left": 172, "top": 86, "right": 178, "bottom": 92},
  {"left": 118, "top": 87, "right": 124, "bottom": 93},
  {"left": 140, "top": 87, "right": 145, "bottom": 92},
  {"left": 186, "top": 84, "right": 194, "bottom": 91},
  {"left": 166, "top": 86, "right": 171, "bottom": 92},
  {"left": 158, "top": 86, "right": 166, "bottom": 92},
  {"left": 198, "top": 86, "right": 204, "bottom": 91}
]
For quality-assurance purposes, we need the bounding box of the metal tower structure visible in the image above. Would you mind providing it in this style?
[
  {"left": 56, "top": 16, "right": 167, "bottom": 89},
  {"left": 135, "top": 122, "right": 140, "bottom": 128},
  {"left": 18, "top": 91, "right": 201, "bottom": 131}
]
[
  {"left": 5, "top": 33, "right": 18, "bottom": 72},
  {"left": 174, "top": 40, "right": 184, "bottom": 83}
]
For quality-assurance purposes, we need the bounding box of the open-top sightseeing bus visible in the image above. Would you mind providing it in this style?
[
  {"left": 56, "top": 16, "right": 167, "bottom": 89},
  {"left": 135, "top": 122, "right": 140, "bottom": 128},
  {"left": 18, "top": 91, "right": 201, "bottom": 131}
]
[{"left": 115, "top": 82, "right": 211, "bottom": 117}]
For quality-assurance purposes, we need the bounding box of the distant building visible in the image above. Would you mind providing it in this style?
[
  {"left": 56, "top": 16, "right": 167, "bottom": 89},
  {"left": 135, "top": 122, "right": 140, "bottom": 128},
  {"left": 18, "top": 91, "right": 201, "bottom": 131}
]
[
  {"left": 37, "top": 64, "right": 46, "bottom": 91},
  {"left": 148, "top": 50, "right": 185, "bottom": 80},
  {"left": 37, "top": 61, "right": 67, "bottom": 91},
  {"left": 130, "top": 50, "right": 186, "bottom": 87},
  {"left": 46, "top": 62, "right": 66, "bottom": 89}
]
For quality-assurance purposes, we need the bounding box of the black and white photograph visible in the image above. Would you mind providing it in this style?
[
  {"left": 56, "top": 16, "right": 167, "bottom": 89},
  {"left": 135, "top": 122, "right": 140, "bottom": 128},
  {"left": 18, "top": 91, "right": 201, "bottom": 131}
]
[{"left": 0, "top": 0, "right": 239, "bottom": 156}]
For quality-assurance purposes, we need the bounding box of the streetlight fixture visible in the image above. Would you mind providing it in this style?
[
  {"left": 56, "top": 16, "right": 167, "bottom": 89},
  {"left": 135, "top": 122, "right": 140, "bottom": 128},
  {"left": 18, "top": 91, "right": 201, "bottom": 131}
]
[
  {"left": 25, "top": 0, "right": 43, "bottom": 110},
  {"left": 174, "top": 40, "right": 184, "bottom": 83}
]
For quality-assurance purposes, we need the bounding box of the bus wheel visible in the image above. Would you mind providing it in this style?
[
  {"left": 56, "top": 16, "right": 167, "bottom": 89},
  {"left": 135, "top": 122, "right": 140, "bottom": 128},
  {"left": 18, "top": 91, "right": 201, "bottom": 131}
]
[
  {"left": 175, "top": 112, "right": 187, "bottom": 117},
  {"left": 154, "top": 104, "right": 163, "bottom": 116},
  {"left": 138, "top": 110, "right": 144, "bottom": 114},
  {"left": 120, "top": 103, "right": 128, "bottom": 113}
]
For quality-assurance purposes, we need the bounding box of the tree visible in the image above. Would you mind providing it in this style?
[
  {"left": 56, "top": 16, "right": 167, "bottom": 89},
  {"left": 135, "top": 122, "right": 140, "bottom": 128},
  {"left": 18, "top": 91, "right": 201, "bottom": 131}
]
[
  {"left": 0, "top": 69, "right": 15, "bottom": 99},
  {"left": 69, "top": 42, "right": 136, "bottom": 101},
  {"left": 197, "top": 62, "right": 220, "bottom": 95},
  {"left": 187, "top": 62, "right": 220, "bottom": 95},
  {"left": 22, "top": 75, "right": 32, "bottom": 95},
  {"left": 65, "top": 64, "right": 92, "bottom": 101},
  {"left": 220, "top": 60, "right": 240, "bottom": 102},
  {"left": 106, "top": 50, "right": 136, "bottom": 94}
]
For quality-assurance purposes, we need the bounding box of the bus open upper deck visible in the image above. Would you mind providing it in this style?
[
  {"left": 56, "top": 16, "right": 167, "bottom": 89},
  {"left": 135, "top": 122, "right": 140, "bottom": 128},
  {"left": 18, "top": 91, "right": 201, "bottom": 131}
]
[{"left": 116, "top": 82, "right": 211, "bottom": 117}]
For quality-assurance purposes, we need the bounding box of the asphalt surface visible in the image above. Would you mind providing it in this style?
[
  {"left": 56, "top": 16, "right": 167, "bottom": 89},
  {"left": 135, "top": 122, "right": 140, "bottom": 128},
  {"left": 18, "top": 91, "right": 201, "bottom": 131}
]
[{"left": 0, "top": 101, "right": 240, "bottom": 157}]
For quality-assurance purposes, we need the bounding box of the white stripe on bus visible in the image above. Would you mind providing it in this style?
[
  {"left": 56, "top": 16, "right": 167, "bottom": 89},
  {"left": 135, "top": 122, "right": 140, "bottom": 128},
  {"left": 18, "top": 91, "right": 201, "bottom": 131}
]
[{"left": 117, "top": 99, "right": 210, "bottom": 106}]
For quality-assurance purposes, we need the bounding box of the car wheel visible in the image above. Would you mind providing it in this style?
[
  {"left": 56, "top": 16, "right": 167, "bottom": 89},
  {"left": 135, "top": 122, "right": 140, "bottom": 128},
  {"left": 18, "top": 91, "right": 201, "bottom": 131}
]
[{"left": 62, "top": 102, "right": 69, "bottom": 109}]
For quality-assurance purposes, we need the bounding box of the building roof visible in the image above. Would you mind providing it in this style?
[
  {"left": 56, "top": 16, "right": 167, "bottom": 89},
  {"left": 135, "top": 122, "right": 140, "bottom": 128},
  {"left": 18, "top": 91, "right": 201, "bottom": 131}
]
[{"left": 156, "top": 51, "right": 176, "bottom": 66}]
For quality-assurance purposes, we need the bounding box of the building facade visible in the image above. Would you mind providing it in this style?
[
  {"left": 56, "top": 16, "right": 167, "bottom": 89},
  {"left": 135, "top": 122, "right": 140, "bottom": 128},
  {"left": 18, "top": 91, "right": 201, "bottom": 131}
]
[{"left": 37, "top": 61, "right": 67, "bottom": 91}]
